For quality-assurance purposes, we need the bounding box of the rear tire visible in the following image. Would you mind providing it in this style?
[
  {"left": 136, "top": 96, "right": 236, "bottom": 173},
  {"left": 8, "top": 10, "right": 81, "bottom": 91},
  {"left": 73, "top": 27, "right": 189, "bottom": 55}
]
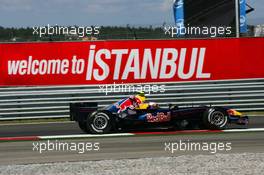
[
  {"left": 78, "top": 122, "right": 89, "bottom": 133},
  {"left": 87, "top": 111, "right": 115, "bottom": 134},
  {"left": 203, "top": 108, "right": 228, "bottom": 130}
]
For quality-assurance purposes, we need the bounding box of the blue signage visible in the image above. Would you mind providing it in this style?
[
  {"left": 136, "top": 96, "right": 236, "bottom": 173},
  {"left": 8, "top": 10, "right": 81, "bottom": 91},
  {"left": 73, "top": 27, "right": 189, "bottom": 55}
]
[
  {"left": 240, "top": 0, "right": 247, "bottom": 33},
  {"left": 173, "top": 0, "right": 185, "bottom": 35}
]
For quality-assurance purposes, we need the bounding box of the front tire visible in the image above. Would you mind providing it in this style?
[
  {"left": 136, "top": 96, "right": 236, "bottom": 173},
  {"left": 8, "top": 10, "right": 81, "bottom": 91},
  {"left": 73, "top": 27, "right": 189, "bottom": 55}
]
[
  {"left": 87, "top": 111, "right": 114, "bottom": 134},
  {"left": 203, "top": 108, "right": 228, "bottom": 130}
]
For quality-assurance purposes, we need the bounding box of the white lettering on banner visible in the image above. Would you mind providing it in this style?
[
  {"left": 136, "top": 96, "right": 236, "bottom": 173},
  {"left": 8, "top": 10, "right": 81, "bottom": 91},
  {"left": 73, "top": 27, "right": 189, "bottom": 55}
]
[
  {"left": 7, "top": 46, "right": 211, "bottom": 81},
  {"left": 8, "top": 60, "right": 20, "bottom": 75},
  {"left": 8, "top": 56, "right": 69, "bottom": 75},
  {"left": 160, "top": 48, "right": 178, "bottom": 79},
  {"left": 86, "top": 45, "right": 96, "bottom": 80},
  {"left": 94, "top": 49, "right": 111, "bottom": 81},
  {"left": 112, "top": 49, "right": 128, "bottom": 80},
  {"left": 71, "top": 56, "right": 85, "bottom": 74},
  {"left": 178, "top": 48, "right": 197, "bottom": 79},
  {"left": 197, "top": 48, "right": 211, "bottom": 78},
  {"left": 122, "top": 49, "right": 140, "bottom": 80},
  {"left": 86, "top": 46, "right": 211, "bottom": 81},
  {"left": 141, "top": 48, "right": 161, "bottom": 79}
]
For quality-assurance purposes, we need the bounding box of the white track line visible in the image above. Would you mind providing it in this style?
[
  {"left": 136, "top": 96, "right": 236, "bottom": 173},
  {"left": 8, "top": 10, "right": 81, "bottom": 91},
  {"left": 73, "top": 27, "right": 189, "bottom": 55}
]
[
  {"left": 224, "top": 128, "right": 264, "bottom": 132},
  {"left": 39, "top": 128, "right": 264, "bottom": 139},
  {"left": 1, "top": 128, "right": 264, "bottom": 141},
  {"left": 39, "top": 133, "right": 135, "bottom": 139}
]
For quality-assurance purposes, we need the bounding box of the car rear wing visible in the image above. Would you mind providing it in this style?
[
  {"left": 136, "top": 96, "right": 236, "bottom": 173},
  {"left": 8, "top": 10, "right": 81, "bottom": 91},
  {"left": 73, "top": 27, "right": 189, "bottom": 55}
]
[{"left": 70, "top": 102, "right": 98, "bottom": 122}]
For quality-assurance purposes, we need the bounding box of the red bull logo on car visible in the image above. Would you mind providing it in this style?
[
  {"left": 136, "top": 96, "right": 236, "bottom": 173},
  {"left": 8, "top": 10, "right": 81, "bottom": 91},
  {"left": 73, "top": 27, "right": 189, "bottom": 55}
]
[
  {"left": 116, "top": 96, "right": 143, "bottom": 113},
  {"left": 116, "top": 98, "right": 135, "bottom": 113},
  {"left": 146, "top": 112, "right": 171, "bottom": 123}
]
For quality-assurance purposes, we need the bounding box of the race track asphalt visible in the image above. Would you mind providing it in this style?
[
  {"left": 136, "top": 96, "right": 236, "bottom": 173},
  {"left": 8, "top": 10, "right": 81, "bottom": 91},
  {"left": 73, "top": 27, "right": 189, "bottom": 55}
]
[
  {"left": 0, "top": 116, "right": 263, "bottom": 165},
  {"left": 0, "top": 116, "right": 263, "bottom": 137},
  {"left": 0, "top": 132, "right": 264, "bottom": 165}
]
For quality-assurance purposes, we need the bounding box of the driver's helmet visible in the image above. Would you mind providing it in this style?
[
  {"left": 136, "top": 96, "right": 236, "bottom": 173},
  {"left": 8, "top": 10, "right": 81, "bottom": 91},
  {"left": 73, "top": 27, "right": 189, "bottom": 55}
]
[{"left": 135, "top": 91, "right": 146, "bottom": 103}]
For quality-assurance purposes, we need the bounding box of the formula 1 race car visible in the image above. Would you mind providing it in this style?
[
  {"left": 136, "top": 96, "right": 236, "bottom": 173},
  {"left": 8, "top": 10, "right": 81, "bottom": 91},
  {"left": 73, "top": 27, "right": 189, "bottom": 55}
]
[{"left": 70, "top": 96, "right": 249, "bottom": 134}]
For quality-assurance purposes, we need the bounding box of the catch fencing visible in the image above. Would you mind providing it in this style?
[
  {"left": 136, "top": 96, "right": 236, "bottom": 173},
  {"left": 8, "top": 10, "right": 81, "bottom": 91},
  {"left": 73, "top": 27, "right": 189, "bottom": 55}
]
[{"left": 0, "top": 78, "right": 263, "bottom": 120}]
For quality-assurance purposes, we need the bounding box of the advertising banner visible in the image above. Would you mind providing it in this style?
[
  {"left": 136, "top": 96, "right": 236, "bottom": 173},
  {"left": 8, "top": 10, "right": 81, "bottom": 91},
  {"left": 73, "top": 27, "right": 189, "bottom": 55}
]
[
  {"left": 173, "top": 0, "right": 185, "bottom": 35},
  {"left": 240, "top": 0, "right": 247, "bottom": 33},
  {"left": 0, "top": 38, "right": 264, "bottom": 86}
]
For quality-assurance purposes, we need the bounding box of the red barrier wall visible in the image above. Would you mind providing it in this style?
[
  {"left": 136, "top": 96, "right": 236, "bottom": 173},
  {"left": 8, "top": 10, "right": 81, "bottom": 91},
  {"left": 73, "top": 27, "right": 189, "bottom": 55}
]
[{"left": 0, "top": 38, "right": 263, "bottom": 86}]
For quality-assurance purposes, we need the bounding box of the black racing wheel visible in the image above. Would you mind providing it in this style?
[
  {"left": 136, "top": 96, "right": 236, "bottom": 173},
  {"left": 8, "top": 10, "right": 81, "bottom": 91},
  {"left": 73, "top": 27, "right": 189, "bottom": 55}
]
[
  {"left": 87, "top": 111, "right": 115, "bottom": 134},
  {"left": 203, "top": 108, "right": 228, "bottom": 130}
]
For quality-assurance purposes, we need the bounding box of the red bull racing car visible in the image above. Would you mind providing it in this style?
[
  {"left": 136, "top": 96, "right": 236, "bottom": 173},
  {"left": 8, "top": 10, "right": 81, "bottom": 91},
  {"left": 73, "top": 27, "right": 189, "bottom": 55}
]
[{"left": 70, "top": 93, "right": 249, "bottom": 134}]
